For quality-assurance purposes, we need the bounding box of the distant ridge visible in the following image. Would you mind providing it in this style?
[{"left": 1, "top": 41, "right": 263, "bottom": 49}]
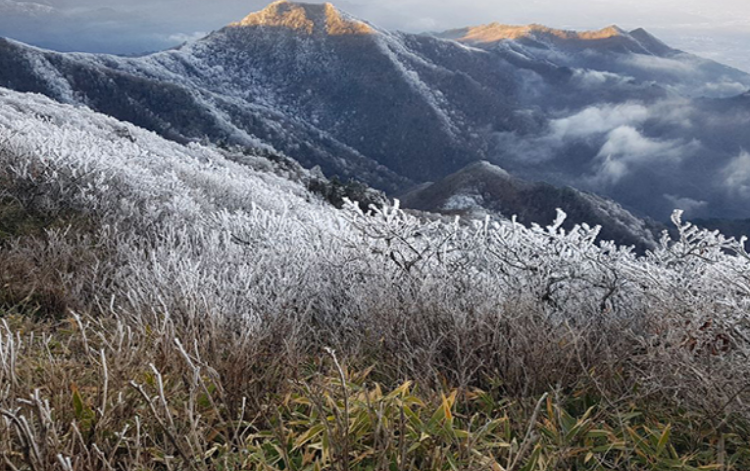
[
  {"left": 433, "top": 23, "right": 678, "bottom": 57},
  {"left": 436, "top": 24, "right": 628, "bottom": 44}
]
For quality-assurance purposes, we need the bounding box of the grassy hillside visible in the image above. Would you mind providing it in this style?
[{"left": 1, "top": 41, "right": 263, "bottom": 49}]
[{"left": 0, "top": 88, "right": 749, "bottom": 470}]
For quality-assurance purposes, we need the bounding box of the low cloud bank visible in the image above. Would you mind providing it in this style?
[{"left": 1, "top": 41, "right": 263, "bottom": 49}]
[{"left": 492, "top": 97, "right": 750, "bottom": 219}]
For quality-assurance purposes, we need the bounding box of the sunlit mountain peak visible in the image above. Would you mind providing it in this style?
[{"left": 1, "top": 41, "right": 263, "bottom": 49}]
[{"left": 231, "top": 1, "right": 373, "bottom": 36}]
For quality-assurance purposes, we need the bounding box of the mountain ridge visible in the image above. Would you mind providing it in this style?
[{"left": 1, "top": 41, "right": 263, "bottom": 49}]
[
  {"left": 432, "top": 22, "right": 685, "bottom": 61},
  {"left": 437, "top": 23, "right": 629, "bottom": 43},
  {"left": 1, "top": 1, "right": 750, "bottom": 223}
]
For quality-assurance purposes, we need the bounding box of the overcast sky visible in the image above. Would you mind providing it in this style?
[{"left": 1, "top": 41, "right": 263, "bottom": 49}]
[{"left": 2, "top": 0, "right": 750, "bottom": 70}]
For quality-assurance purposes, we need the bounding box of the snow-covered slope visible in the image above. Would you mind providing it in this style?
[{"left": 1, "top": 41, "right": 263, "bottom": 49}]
[
  {"left": 2, "top": 85, "right": 749, "bottom": 348},
  {"left": 0, "top": 86, "right": 660, "bottom": 252},
  {"left": 0, "top": 87, "right": 332, "bottom": 222}
]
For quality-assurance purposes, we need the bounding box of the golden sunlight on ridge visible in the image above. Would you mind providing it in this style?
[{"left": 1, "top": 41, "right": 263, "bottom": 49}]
[
  {"left": 231, "top": 0, "right": 373, "bottom": 36},
  {"left": 447, "top": 23, "right": 626, "bottom": 44}
]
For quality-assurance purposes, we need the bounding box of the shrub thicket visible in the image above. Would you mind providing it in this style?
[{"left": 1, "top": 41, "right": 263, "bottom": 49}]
[{"left": 0, "top": 89, "right": 749, "bottom": 469}]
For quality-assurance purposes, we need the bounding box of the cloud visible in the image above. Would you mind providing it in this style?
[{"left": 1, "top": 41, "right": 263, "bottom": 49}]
[
  {"left": 549, "top": 103, "right": 651, "bottom": 140},
  {"left": 0, "top": 0, "right": 54, "bottom": 15},
  {"left": 0, "top": 0, "right": 264, "bottom": 53},
  {"left": 167, "top": 32, "right": 207, "bottom": 44},
  {"left": 405, "top": 17, "right": 439, "bottom": 32},
  {"left": 599, "top": 126, "right": 677, "bottom": 158},
  {"left": 697, "top": 80, "right": 749, "bottom": 97},
  {"left": 592, "top": 125, "right": 693, "bottom": 185},
  {"left": 619, "top": 50, "right": 750, "bottom": 98},
  {"left": 493, "top": 99, "right": 696, "bottom": 168},
  {"left": 655, "top": 29, "right": 750, "bottom": 74},
  {"left": 722, "top": 150, "right": 750, "bottom": 198},
  {"left": 664, "top": 194, "right": 709, "bottom": 215},
  {"left": 570, "top": 69, "right": 635, "bottom": 88},
  {"left": 0, "top": 1, "right": 175, "bottom": 53},
  {"left": 492, "top": 96, "right": 750, "bottom": 219},
  {"left": 623, "top": 54, "right": 698, "bottom": 75}
]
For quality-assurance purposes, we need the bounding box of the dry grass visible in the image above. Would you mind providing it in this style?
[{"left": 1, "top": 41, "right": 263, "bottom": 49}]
[{"left": 0, "top": 305, "right": 747, "bottom": 471}]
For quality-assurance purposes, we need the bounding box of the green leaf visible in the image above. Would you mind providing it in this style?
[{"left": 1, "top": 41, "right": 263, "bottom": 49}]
[
  {"left": 587, "top": 430, "right": 613, "bottom": 439},
  {"left": 657, "top": 424, "right": 672, "bottom": 456},
  {"left": 446, "top": 452, "right": 459, "bottom": 471},
  {"left": 294, "top": 424, "right": 326, "bottom": 451},
  {"left": 72, "top": 384, "right": 84, "bottom": 420}
]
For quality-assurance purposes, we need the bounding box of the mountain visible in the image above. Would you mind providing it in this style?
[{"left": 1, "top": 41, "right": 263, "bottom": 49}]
[
  {"left": 439, "top": 23, "right": 677, "bottom": 60},
  {"left": 231, "top": 1, "right": 373, "bottom": 35},
  {"left": 401, "top": 161, "right": 660, "bottom": 251},
  {"left": 1, "top": 1, "right": 750, "bottom": 223},
  {"left": 438, "top": 24, "right": 656, "bottom": 52},
  {"left": 433, "top": 22, "right": 748, "bottom": 98},
  {"left": 0, "top": 0, "right": 523, "bottom": 189}
]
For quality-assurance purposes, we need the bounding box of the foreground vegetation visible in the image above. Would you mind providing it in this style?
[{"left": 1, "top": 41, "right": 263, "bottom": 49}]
[
  {"left": 1, "top": 309, "right": 748, "bottom": 471},
  {"left": 0, "top": 90, "right": 749, "bottom": 469}
]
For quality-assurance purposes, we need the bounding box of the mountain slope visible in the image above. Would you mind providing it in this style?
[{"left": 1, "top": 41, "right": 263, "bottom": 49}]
[
  {"left": 0, "top": 2, "right": 530, "bottom": 188},
  {"left": 1, "top": 1, "right": 750, "bottom": 220},
  {"left": 401, "top": 161, "right": 659, "bottom": 251}
]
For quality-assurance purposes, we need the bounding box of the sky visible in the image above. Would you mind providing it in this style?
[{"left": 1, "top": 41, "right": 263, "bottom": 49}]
[{"left": 1, "top": 0, "right": 750, "bottom": 70}]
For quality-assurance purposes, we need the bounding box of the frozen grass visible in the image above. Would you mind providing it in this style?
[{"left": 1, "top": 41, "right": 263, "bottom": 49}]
[{"left": 0, "top": 89, "right": 749, "bottom": 469}]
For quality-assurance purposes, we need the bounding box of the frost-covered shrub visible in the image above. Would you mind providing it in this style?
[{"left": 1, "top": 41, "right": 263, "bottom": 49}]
[{"left": 1, "top": 88, "right": 750, "bottom": 419}]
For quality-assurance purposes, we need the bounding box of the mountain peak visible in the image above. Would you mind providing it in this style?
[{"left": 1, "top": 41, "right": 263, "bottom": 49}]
[
  {"left": 437, "top": 23, "right": 628, "bottom": 45},
  {"left": 628, "top": 27, "right": 675, "bottom": 55},
  {"left": 230, "top": 1, "right": 373, "bottom": 36}
]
